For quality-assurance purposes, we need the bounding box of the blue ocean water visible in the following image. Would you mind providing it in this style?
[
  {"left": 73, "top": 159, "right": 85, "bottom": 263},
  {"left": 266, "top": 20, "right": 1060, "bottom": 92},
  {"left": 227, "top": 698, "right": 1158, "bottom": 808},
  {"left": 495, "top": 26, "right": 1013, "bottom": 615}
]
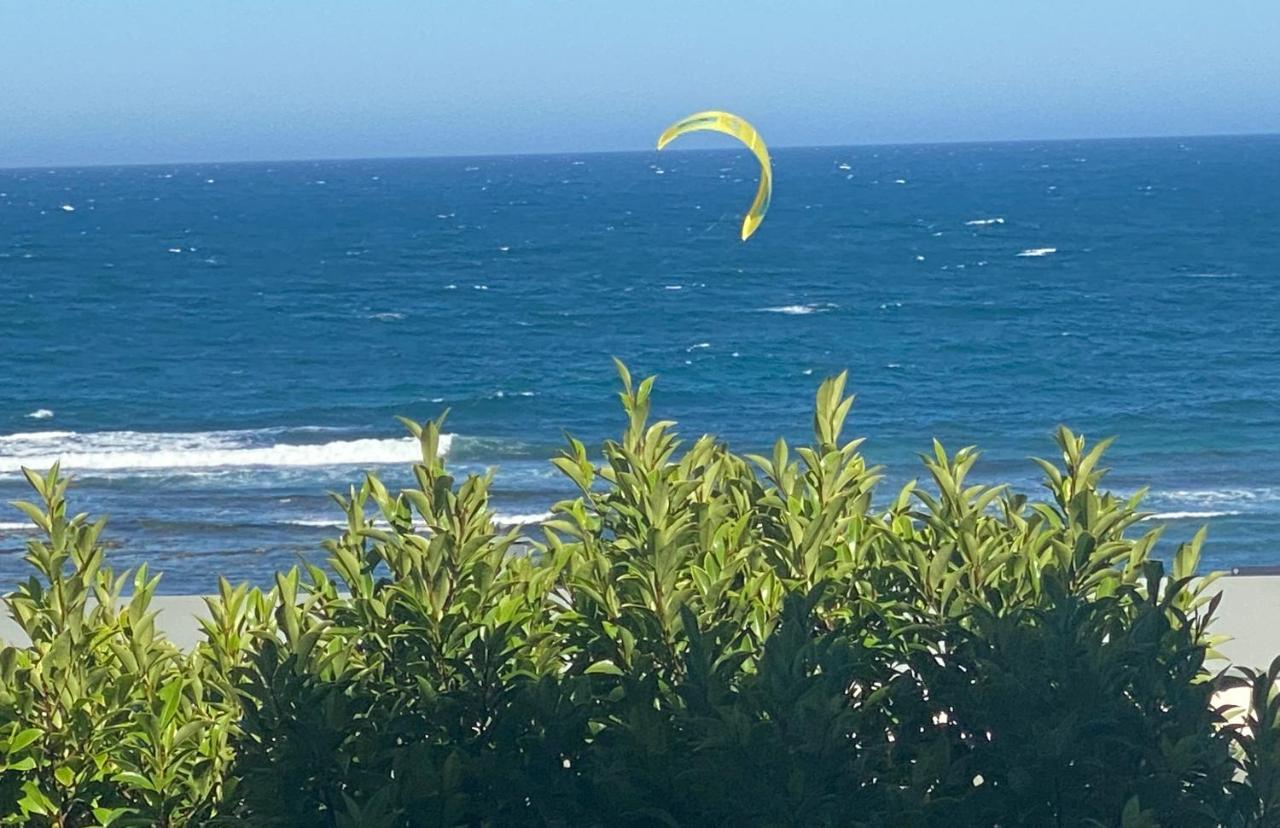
[{"left": 2, "top": 136, "right": 1278, "bottom": 590}]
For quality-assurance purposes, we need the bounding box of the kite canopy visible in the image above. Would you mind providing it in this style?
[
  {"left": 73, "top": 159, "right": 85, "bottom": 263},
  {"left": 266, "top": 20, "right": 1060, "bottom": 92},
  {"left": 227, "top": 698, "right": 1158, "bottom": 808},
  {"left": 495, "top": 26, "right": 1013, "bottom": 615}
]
[{"left": 657, "top": 110, "right": 772, "bottom": 241}]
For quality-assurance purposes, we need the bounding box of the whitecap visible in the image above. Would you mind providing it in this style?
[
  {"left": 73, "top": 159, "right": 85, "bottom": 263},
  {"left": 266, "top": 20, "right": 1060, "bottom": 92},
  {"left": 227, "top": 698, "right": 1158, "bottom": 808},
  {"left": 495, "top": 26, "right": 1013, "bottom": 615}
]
[
  {"left": 687, "top": 342, "right": 711, "bottom": 352},
  {"left": 1017, "top": 247, "right": 1057, "bottom": 257},
  {"left": 60, "top": 204, "right": 75, "bottom": 212},
  {"left": 1143, "top": 510, "right": 1241, "bottom": 521},
  {"left": 837, "top": 163, "right": 852, "bottom": 171},
  {"left": 664, "top": 285, "right": 683, "bottom": 291},
  {"left": 25, "top": 409, "right": 53, "bottom": 420},
  {"left": 760, "top": 302, "right": 838, "bottom": 315},
  {"left": 1163, "top": 488, "right": 1279, "bottom": 506},
  {"left": 965, "top": 217, "right": 1005, "bottom": 226},
  {"left": 0, "top": 430, "right": 76, "bottom": 443},
  {"left": 0, "top": 521, "right": 36, "bottom": 531},
  {"left": 894, "top": 179, "right": 907, "bottom": 184},
  {"left": 368, "top": 312, "right": 405, "bottom": 322},
  {"left": 0, "top": 429, "right": 453, "bottom": 474},
  {"left": 286, "top": 518, "right": 350, "bottom": 528},
  {"left": 493, "top": 511, "right": 554, "bottom": 527}
]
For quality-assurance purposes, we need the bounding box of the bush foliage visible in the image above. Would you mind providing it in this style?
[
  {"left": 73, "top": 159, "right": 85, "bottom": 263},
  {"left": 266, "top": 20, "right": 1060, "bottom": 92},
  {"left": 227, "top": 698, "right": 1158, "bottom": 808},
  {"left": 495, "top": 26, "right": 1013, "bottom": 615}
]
[{"left": 2, "top": 366, "right": 1279, "bottom": 826}]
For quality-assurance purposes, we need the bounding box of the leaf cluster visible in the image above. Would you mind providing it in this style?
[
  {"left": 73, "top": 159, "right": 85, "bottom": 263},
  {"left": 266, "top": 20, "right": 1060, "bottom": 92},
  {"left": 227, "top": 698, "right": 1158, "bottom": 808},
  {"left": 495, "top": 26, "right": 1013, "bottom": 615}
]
[{"left": 2, "top": 367, "right": 1278, "bottom": 826}]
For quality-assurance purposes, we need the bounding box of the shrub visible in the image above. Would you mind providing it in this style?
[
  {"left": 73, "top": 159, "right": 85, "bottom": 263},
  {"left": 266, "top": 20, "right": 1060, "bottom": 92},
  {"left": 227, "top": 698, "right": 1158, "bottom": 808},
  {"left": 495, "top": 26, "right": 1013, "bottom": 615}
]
[{"left": 1, "top": 365, "right": 1277, "bottom": 826}]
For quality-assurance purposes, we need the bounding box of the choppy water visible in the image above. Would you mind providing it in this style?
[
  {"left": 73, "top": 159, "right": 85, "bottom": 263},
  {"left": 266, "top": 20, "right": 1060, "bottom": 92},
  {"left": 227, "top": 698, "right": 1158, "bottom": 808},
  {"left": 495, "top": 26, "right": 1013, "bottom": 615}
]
[{"left": 2, "top": 136, "right": 1278, "bottom": 590}]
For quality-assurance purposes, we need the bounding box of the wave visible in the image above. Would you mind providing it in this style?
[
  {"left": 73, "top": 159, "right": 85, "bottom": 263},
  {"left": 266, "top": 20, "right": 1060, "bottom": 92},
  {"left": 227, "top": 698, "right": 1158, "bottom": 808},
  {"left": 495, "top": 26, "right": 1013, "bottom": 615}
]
[
  {"left": 493, "top": 511, "right": 554, "bottom": 527},
  {"left": 760, "top": 302, "right": 838, "bottom": 315},
  {"left": 0, "top": 521, "right": 34, "bottom": 531},
  {"left": 965, "top": 217, "right": 1005, "bottom": 226},
  {"left": 1160, "top": 488, "right": 1279, "bottom": 506},
  {"left": 1143, "top": 510, "right": 1241, "bottom": 521},
  {"left": 25, "top": 409, "right": 53, "bottom": 420},
  {"left": 0, "top": 428, "right": 453, "bottom": 474},
  {"left": 286, "top": 511, "right": 551, "bottom": 530},
  {"left": 1017, "top": 247, "right": 1057, "bottom": 257}
]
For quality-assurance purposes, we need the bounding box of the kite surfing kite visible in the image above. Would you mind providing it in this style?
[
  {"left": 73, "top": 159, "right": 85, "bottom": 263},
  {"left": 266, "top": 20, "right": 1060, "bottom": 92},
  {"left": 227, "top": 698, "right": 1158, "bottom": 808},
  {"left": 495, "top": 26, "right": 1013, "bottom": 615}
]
[{"left": 656, "top": 110, "right": 772, "bottom": 241}]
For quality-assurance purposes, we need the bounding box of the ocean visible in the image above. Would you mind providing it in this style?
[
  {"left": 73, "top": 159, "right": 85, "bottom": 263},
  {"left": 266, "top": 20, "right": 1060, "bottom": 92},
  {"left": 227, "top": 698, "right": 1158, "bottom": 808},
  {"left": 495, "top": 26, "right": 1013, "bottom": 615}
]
[{"left": 2, "top": 135, "right": 1278, "bottom": 590}]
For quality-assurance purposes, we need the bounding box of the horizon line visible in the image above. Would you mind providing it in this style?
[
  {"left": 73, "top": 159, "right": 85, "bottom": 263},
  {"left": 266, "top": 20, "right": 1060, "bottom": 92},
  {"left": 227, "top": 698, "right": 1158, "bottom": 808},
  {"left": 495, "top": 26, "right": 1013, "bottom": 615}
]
[{"left": 3, "top": 129, "right": 1277, "bottom": 173}]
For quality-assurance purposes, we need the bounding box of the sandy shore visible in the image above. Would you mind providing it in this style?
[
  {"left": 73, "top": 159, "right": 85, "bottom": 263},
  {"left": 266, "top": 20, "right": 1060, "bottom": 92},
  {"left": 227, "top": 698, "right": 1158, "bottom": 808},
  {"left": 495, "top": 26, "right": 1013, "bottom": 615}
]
[{"left": 2, "top": 575, "right": 1278, "bottom": 668}]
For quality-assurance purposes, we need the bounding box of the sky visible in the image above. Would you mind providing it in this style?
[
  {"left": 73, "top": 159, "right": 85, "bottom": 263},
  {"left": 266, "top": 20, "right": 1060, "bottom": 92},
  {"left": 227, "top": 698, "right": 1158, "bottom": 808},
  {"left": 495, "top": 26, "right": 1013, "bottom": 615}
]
[{"left": 2, "top": 1, "right": 1278, "bottom": 167}]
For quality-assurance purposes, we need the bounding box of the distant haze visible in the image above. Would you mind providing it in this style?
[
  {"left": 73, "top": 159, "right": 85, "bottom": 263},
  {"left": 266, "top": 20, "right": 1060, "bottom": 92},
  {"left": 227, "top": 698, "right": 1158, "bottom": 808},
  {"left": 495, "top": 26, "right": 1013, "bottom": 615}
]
[{"left": 2, "top": 1, "right": 1278, "bottom": 167}]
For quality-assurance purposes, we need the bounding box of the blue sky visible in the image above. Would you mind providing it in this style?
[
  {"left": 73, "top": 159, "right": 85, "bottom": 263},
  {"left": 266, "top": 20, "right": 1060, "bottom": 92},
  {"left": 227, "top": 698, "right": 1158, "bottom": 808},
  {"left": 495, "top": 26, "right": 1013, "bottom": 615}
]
[{"left": 2, "top": 1, "right": 1278, "bottom": 166}]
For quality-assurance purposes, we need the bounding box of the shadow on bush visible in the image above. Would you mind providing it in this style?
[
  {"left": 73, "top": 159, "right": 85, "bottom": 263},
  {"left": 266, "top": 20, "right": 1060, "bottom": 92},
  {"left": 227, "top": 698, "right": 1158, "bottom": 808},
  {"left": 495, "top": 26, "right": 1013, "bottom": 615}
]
[{"left": 2, "top": 364, "right": 1279, "bottom": 826}]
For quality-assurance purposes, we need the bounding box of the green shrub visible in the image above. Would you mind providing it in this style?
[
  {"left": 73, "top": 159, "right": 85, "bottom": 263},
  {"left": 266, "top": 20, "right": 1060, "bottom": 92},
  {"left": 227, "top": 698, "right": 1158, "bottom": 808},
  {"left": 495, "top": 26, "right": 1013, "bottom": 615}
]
[
  {"left": 2, "top": 366, "right": 1278, "bottom": 826},
  {"left": 0, "top": 466, "right": 243, "bottom": 826}
]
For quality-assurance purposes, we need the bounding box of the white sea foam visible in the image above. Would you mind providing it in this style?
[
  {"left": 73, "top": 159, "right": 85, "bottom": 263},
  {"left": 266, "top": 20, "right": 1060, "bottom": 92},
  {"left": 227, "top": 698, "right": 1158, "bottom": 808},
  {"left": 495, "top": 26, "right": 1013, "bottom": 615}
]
[
  {"left": 1162, "top": 488, "right": 1279, "bottom": 506},
  {"left": 0, "top": 521, "right": 35, "bottom": 531},
  {"left": 286, "top": 518, "right": 350, "bottom": 528},
  {"left": 494, "top": 511, "right": 554, "bottom": 526},
  {"left": 1143, "top": 510, "right": 1241, "bottom": 521},
  {"left": 0, "top": 429, "right": 453, "bottom": 474},
  {"left": 760, "top": 302, "right": 838, "bottom": 315},
  {"left": 1017, "top": 247, "right": 1057, "bottom": 257},
  {"left": 25, "top": 409, "right": 53, "bottom": 420},
  {"left": 287, "top": 510, "right": 551, "bottom": 531},
  {"left": 965, "top": 217, "right": 1005, "bottom": 226}
]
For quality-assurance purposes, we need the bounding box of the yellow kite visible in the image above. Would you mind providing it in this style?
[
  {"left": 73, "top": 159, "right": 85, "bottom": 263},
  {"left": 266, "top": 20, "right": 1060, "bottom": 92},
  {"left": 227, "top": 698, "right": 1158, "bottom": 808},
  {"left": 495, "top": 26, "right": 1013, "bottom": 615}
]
[{"left": 657, "top": 111, "right": 772, "bottom": 241}]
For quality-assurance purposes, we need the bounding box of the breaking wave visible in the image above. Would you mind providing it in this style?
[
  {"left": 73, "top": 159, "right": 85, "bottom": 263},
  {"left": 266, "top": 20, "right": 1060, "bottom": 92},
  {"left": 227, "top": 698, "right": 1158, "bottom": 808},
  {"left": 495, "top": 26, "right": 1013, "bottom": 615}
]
[{"left": 0, "top": 428, "right": 453, "bottom": 474}]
